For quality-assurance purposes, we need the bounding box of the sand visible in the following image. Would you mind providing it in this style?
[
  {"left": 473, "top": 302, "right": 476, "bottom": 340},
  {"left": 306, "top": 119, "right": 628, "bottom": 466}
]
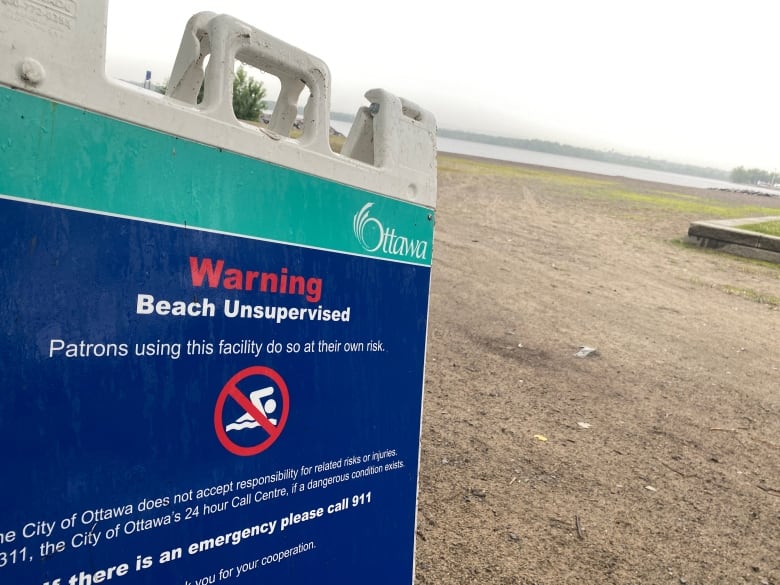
[{"left": 414, "top": 153, "right": 780, "bottom": 584}]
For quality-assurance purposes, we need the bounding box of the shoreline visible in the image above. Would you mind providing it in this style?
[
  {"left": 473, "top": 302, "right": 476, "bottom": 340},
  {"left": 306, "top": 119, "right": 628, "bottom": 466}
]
[{"left": 436, "top": 149, "right": 780, "bottom": 198}]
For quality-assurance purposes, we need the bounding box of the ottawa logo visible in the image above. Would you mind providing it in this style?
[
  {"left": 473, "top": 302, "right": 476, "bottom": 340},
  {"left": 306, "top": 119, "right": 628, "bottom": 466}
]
[{"left": 353, "top": 203, "right": 428, "bottom": 260}]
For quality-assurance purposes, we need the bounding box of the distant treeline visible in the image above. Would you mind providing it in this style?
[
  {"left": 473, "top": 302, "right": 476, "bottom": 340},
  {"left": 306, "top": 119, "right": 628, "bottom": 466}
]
[
  {"left": 330, "top": 111, "right": 756, "bottom": 183},
  {"left": 437, "top": 128, "right": 730, "bottom": 181},
  {"left": 730, "top": 166, "right": 778, "bottom": 186}
]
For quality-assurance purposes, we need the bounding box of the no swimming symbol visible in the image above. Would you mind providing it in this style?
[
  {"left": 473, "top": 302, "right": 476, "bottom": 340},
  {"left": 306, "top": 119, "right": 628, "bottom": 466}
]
[{"left": 214, "top": 366, "right": 290, "bottom": 456}]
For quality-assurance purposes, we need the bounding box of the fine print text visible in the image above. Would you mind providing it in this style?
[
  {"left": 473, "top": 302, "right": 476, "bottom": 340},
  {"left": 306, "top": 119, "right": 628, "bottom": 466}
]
[{"left": 0, "top": 448, "right": 404, "bottom": 584}]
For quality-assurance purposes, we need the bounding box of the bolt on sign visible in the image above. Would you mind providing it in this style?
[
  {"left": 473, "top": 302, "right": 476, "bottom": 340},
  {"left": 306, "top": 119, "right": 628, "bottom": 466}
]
[{"left": 0, "top": 4, "right": 436, "bottom": 585}]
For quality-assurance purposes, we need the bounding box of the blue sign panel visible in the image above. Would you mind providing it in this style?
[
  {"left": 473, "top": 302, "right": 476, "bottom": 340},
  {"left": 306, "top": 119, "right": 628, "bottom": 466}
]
[{"left": 0, "top": 196, "right": 430, "bottom": 584}]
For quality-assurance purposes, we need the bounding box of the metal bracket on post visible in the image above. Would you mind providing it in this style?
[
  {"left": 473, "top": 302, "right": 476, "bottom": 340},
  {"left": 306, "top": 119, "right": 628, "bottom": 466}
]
[
  {"left": 0, "top": 3, "right": 437, "bottom": 205},
  {"left": 166, "top": 12, "right": 332, "bottom": 154},
  {"left": 0, "top": 0, "right": 436, "bottom": 207},
  {"left": 342, "top": 89, "right": 437, "bottom": 201},
  {"left": 166, "top": 12, "right": 217, "bottom": 105}
]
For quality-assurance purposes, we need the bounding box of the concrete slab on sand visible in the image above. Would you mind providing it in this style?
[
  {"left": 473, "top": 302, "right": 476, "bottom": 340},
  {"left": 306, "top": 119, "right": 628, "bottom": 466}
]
[{"left": 687, "top": 215, "right": 780, "bottom": 263}]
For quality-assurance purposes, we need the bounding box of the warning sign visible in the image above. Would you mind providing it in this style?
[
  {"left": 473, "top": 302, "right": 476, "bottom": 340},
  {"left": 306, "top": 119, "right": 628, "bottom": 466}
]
[
  {"left": 0, "top": 14, "right": 435, "bottom": 579},
  {"left": 214, "top": 365, "right": 290, "bottom": 456}
]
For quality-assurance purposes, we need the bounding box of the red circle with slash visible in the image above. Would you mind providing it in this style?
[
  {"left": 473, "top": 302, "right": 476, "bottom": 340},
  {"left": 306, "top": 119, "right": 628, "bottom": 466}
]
[{"left": 214, "top": 366, "right": 290, "bottom": 456}]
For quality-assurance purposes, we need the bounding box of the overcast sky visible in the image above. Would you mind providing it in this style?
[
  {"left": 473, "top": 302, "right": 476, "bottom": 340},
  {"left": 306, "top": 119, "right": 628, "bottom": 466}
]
[{"left": 105, "top": 1, "right": 778, "bottom": 171}]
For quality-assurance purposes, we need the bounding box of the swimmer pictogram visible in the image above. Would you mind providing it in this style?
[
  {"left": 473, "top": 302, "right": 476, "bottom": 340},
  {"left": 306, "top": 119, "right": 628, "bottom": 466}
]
[
  {"left": 226, "top": 386, "right": 278, "bottom": 430},
  {"left": 214, "top": 366, "right": 289, "bottom": 456}
]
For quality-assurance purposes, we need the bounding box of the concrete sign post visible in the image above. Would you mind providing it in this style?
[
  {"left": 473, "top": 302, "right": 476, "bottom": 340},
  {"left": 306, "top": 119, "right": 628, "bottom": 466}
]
[{"left": 0, "top": 5, "right": 436, "bottom": 585}]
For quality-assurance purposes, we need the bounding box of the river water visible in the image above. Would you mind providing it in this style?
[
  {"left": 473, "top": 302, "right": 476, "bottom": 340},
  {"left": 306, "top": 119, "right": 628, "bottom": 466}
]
[
  {"left": 436, "top": 136, "right": 780, "bottom": 195},
  {"left": 330, "top": 119, "right": 779, "bottom": 196}
]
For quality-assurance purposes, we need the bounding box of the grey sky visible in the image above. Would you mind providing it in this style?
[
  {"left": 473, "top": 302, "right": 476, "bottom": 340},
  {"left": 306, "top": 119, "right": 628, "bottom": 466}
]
[{"left": 105, "top": 1, "right": 778, "bottom": 170}]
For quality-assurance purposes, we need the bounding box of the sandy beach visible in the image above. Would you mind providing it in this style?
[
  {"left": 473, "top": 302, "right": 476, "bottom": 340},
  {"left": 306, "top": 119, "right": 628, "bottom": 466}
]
[{"left": 415, "top": 153, "right": 780, "bottom": 584}]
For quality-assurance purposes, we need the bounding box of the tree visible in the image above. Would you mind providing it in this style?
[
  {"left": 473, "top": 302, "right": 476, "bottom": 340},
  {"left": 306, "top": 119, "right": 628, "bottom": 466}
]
[
  {"left": 155, "top": 65, "right": 266, "bottom": 121},
  {"left": 232, "top": 65, "right": 266, "bottom": 122},
  {"left": 730, "top": 166, "right": 776, "bottom": 186}
]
